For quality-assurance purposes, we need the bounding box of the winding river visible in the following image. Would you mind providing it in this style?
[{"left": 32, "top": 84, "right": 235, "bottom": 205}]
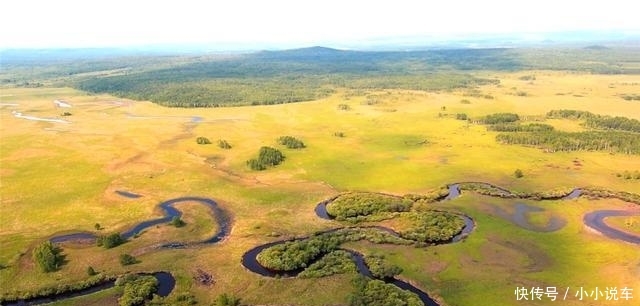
[
  {"left": 583, "top": 210, "right": 640, "bottom": 244},
  {"left": 242, "top": 183, "right": 639, "bottom": 306},
  {"left": 243, "top": 190, "right": 476, "bottom": 306},
  {"left": 5, "top": 272, "right": 174, "bottom": 306},
  {"left": 50, "top": 196, "right": 231, "bottom": 246},
  {"left": 6, "top": 196, "right": 230, "bottom": 305},
  {"left": 7, "top": 183, "right": 638, "bottom": 306}
]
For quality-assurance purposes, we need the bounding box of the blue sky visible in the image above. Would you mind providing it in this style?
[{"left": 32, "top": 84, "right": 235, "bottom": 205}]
[{"left": 1, "top": 0, "right": 638, "bottom": 48}]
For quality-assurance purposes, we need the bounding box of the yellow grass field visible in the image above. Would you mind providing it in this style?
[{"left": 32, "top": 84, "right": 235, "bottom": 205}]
[{"left": 1, "top": 71, "right": 639, "bottom": 305}]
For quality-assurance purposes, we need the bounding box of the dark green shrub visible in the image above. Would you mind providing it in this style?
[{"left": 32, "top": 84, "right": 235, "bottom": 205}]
[
  {"left": 326, "top": 192, "right": 412, "bottom": 221},
  {"left": 278, "top": 136, "right": 306, "bottom": 149},
  {"left": 217, "top": 139, "right": 232, "bottom": 149},
  {"left": 246, "top": 146, "right": 285, "bottom": 170},
  {"left": 256, "top": 228, "right": 412, "bottom": 272},
  {"left": 480, "top": 113, "right": 519, "bottom": 124},
  {"left": 298, "top": 250, "right": 356, "bottom": 278},
  {"left": 364, "top": 254, "right": 403, "bottom": 279},
  {"left": 258, "top": 146, "right": 285, "bottom": 165},
  {"left": 196, "top": 137, "right": 211, "bottom": 144},
  {"left": 87, "top": 266, "right": 97, "bottom": 276},
  {"left": 116, "top": 274, "right": 158, "bottom": 306},
  {"left": 514, "top": 169, "right": 524, "bottom": 178},
  {"left": 119, "top": 254, "right": 138, "bottom": 266},
  {"left": 216, "top": 293, "right": 241, "bottom": 306},
  {"left": 246, "top": 158, "right": 266, "bottom": 171},
  {"left": 170, "top": 216, "right": 186, "bottom": 227},
  {"left": 32, "top": 241, "right": 63, "bottom": 272},
  {"left": 337, "top": 104, "right": 351, "bottom": 110},
  {"left": 400, "top": 211, "right": 465, "bottom": 243},
  {"left": 349, "top": 276, "right": 422, "bottom": 306},
  {"left": 97, "top": 233, "right": 125, "bottom": 249}
]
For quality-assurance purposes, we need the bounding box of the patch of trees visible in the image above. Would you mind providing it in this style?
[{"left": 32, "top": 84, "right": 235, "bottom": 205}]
[
  {"left": 97, "top": 233, "right": 125, "bottom": 249},
  {"left": 256, "top": 235, "right": 341, "bottom": 271},
  {"left": 403, "top": 186, "right": 450, "bottom": 206},
  {"left": 119, "top": 254, "right": 138, "bottom": 266},
  {"left": 196, "top": 137, "right": 211, "bottom": 144},
  {"left": 32, "top": 241, "right": 64, "bottom": 272},
  {"left": 349, "top": 276, "right": 423, "bottom": 306},
  {"left": 584, "top": 115, "right": 640, "bottom": 133},
  {"left": 458, "top": 182, "right": 515, "bottom": 198},
  {"left": 338, "top": 104, "right": 351, "bottom": 110},
  {"left": 400, "top": 211, "right": 465, "bottom": 243},
  {"left": 278, "top": 136, "right": 306, "bottom": 149},
  {"left": 496, "top": 130, "right": 640, "bottom": 154},
  {"left": 455, "top": 113, "right": 468, "bottom": 120},
  {"left": 246, "top": 146, "right": 285, "bottom": 170},
  {"left": 217, "top": 139, "right": 232, "bottom": 149},
  {"left": 547, "top": 109, "right": 640, "bottom": 133},
  {"left": 115, "top": 274, "right": 158, "bottom": 306},
  {"left": 326, "top": 193, "right": 412, "bottom": 221},
  {"left": 478, "top": 113, "right": 519, "bottom": 124},
  {"left": 257, "top": 228, "right": 412, "bottom": 271},
  {"left": 364, "top": 255, "right": 403, "bottom": 279},
  {"left": 87, "top": 266, "right": 98, "bottom": 276},
  {"left": 299, "top": 250, "right": 356, "bottom": 278},
  {"left": 487, "top": 123, "right": 554, "bottom": 132},
  {"left": 617, "top": 170, "right": 640, "bottom": 180},
  {"left": 620, "top": 94, "right": 640, "bottom": 101},
  {"left": 0, "top": 274, "right": 114, "bottom": 303},
  {"left": 546, "top": 109, "right": 594, "bottom": 120}
]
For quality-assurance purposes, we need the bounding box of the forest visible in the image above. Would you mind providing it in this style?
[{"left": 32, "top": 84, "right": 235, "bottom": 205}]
[
  {"left": 472, "top": 110, "right": 640, "bottom": 154},
  {"left": 66, "top": 48, "right": 541, "bottom": 107}
]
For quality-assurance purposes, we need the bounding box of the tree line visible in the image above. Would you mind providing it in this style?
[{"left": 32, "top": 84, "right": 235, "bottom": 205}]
[
  {"left": 487, "top": 123, "right": 554, "bottom": 132},
  {"left": 496, "top": 130, "right": 640, "bottom": 154},
  {"left": 547, "top": 109, "right": 640, "bottom": 133},
  {"left": 477, "top": 113, "right": 520, "bottom": 124},
  {"left": 475, "top": 110, "right": 640, "bottom": 154}
]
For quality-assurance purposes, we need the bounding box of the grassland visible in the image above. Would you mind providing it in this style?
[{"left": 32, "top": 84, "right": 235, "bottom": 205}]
[{"left": 1, "top": 62, "right": 640, "bottom": 306}]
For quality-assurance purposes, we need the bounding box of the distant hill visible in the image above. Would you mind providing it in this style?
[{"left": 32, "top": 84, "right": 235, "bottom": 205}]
[
  {"left": 257, "top": 46, "right": 351, "bottom": 57},
  {"left": 584, "top": 45, "right": 610, "bottom": 50}
]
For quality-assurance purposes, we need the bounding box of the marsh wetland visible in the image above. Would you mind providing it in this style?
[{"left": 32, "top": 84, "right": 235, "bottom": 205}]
[{"left": 1, "top": 46, "right": 639, "bottom": 305}]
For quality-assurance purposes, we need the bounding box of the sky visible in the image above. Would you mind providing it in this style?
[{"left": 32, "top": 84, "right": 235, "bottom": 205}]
[{"left": 1, "top": 0, "right": 638, "bottom": 49}]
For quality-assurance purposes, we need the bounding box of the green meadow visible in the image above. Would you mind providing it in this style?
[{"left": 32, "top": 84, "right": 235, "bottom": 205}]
[{"left": 1, "top": 49, "right": 640, "bottom": 306}]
